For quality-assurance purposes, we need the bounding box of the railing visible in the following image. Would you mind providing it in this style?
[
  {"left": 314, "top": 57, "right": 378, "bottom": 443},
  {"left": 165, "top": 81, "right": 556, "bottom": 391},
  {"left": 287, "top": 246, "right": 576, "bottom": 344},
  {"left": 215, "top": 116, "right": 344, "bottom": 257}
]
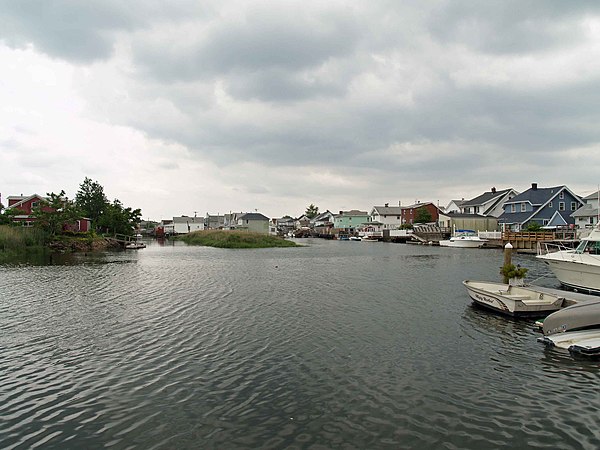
[{"left": 479, "top": 231, "right": 502, "bottom": 239}]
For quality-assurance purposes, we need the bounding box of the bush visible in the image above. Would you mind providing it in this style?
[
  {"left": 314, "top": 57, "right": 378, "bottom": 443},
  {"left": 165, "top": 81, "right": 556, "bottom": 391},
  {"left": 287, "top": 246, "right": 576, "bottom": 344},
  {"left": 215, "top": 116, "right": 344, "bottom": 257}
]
[
  {"left": 179, "top": 230, "right": 299, "bottom": 248},
  {"left": 501, "top": 263, "right": 528, "bottom": 279}
]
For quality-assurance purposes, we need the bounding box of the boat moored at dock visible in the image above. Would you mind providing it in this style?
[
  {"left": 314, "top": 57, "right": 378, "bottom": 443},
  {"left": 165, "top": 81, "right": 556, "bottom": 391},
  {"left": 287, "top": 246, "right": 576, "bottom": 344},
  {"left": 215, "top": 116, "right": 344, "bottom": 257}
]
[
  {"left": 440, "top": 230, "right": 487, "bottom": 248},
  {"left": 537, "top": 226, "right": 600, "bottom": 294},
  {"left": 463, "top": 280, "right": 565, "bottom": 317}
]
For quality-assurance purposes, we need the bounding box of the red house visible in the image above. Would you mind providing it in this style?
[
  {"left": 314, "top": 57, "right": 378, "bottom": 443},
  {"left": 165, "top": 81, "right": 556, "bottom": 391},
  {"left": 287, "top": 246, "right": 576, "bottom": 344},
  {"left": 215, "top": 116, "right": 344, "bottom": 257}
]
[
  {"left": 401, "top": 201, "right": 441, "bottom": 225},
  {"left": 5, "top": 193, "right": 91, "bottom": 232}
]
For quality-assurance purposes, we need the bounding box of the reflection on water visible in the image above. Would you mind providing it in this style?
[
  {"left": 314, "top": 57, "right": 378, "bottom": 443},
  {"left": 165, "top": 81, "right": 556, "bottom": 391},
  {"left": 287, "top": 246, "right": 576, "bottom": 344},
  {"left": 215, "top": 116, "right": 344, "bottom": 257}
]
[{"left": 1, "top": 239, "right": 599, "bottom": 449}]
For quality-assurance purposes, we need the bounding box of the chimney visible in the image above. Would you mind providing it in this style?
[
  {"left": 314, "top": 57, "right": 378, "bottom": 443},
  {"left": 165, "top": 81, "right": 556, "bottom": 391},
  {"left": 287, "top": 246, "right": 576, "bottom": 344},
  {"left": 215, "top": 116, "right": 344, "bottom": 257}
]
[
  {"left": 385, "top": 203, "right": 389, "bottom": 207},
  {"left": 339, "top": 211, "right": 343, "bottom": 215},
  {"left": 532, "top": 183, "right": 538, "bottom": 190},
  {"left": 491, "top": 187, "right": 496, "bottom": 194}
]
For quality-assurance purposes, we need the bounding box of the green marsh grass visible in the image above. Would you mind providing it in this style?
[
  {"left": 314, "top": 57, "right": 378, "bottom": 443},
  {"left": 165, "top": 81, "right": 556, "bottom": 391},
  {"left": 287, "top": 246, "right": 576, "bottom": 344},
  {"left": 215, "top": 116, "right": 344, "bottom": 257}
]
[{"left": 179, "top": 230, "right": 298, "bottom": 249}]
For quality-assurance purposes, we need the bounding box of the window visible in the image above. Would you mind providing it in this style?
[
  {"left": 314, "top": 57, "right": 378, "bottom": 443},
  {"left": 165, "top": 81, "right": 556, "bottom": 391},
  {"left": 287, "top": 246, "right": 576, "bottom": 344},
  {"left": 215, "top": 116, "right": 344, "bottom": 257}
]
[
  {"left": 559, "top": 191, "right": 564, "bottom": 199},
  {"left": 543, "top": 219, "right": 549, "bottom": 225},
  {"left": 571, "top": 202, "right": 577, "bottom": 211},
  {"left": 31, "top": 201, "right": 39, "bottom": 208},
  {"left": 511, "top": 204, "right": 516, "bottom": 213},
  {"left": 559, "top": 202, "right": 565, "bottom": 211},
  {"left": 548, "top": 201, "right": 553, "bottom": 208},
  {"left": 521, "top": 203, "right": 526, "bottom": 212}
]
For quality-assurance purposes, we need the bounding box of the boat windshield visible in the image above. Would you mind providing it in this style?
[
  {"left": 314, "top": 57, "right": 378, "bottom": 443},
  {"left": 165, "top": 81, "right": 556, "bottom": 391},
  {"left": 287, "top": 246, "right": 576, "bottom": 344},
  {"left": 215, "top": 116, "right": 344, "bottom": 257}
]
[{"left": 575, "top": 240, "right": 600, "bottom": 255}]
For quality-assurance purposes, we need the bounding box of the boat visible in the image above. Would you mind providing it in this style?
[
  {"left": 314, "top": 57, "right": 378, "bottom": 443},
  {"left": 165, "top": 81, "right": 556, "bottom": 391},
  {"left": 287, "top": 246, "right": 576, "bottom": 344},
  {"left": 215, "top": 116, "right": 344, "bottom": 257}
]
[
  {"left": 538, "top": 299, "right": 600, "bottom": 355},
  {"left": 463, "top": 280, "right": 565, "bottom": 317},
  {"left": 125, "top": 240, "right": 146, "bottom": 249},
  {"left": 537, "top": 226, "right": 600, "bottom": 294},
  {"left": 440, "top": 230, "right": 487, "bottom": 248},
  {"left": 349, "top": 236, "right": 361, "bottom": 241}
]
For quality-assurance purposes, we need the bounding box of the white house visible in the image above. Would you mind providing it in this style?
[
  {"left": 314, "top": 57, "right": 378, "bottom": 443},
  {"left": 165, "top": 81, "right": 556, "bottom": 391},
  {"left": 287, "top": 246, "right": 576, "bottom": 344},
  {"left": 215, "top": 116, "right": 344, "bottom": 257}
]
[
  {"left": 572, "top": 191, "right": 600, "bottom": 229},
  {"left": 173, "top": 216, "right": 204, "bottom": 234},
  {"left": 370, "top": 204, "right": 403, "bottom": 229},
  {"left": 460, "top": 187, "right": 519, "bottom": 218}
]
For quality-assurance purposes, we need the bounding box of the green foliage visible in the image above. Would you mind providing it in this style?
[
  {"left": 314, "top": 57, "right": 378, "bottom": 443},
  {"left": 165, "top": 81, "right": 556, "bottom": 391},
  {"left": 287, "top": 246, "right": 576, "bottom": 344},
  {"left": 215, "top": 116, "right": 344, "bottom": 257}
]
[
  {"left": 400, "top": 224, "right": 413, "bottom": 230},
  {"left": 525, "top": 222, "right": 543, "bottom": 232},
  {"left": 305, "top": 204, "right": 319, "bottom": 219},
  {"left": 97, "top": 199, "right": 142, "bottom": 236},
  {"left": 180, "top": 230, "right": 299, "bottom": 248},
  {"left": 32, "top": 191, "right": 82, "bottom": 236},
  {"left": 0, "top": 207, "right": 23, "bottom": 225},
  {"left": 501, "top": 263, "right": 528, "bottom": 280},
  {"left": 414, "top": 207, "right": 432, "bottom": 224},
  {"left": 75, "top": 177, "right": 108, "bottom": 224},
  {"left": 0, "top": 225, "right": 47, "bottom": 251}
]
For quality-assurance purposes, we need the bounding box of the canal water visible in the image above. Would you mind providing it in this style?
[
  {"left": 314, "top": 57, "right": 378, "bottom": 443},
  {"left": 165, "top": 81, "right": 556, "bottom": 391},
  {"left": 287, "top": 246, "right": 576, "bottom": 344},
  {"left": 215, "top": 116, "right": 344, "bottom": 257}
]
[{"left": 1, "top": 239, "right": 599, "bottom": 449}]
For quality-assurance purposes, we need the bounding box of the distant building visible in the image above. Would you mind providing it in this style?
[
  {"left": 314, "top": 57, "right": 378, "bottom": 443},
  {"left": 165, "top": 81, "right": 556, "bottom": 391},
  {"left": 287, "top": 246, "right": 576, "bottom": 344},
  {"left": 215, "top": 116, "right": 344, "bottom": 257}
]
[
  {"left": 499, "top": 183, "right": 584, "bottom": 231},
  {"left": 237, "top": 212, "right": 270, "bottom": 234},
  {"left": 172, "top": 216, "right": 204, "bottom": 234},
  {"left": 205, "top": 213, "right": 225, "bottom": 229},
  {"left": 370, "top": 204, "right": 403, "bottom": 229},
  {"left": 572, "top": 191, "right": 600, "bottom": 229},
  {"left": 334, "top": 210, "right": 370, "bottom": 232},
  {"left": 5, "top": 193, "right": 90, "bottom": 232},
  {"left": 401, "top": 202, "right": 440, "bottom": 225},
  {"left": 460, "top": 187, "right": 519, "bottom": 218}
]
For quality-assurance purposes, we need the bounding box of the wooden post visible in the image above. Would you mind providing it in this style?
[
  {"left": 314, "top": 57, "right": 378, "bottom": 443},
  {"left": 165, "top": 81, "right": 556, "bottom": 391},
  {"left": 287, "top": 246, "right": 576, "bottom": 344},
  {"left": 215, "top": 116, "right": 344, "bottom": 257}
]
[{"left": 503, "top": 242, "right": 513, "bottom": 284}]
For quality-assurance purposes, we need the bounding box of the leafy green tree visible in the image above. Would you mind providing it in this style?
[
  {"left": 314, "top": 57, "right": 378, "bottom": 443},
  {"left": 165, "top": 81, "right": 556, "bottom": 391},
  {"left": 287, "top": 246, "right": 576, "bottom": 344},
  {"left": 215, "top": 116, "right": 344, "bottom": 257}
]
[
  {"left": 414, "top": 207, "right": 432, "bottom": 223},
  {"left": 0, "top": 207, "right": 22, "bottom": 225},
  {"left": 75, "top": 177, "right": 108, "bottom": 226},
  {"left": 97, "top": 199, "right": 142, "bottom": 235},
  {"left": 525, "top": 222, "right": 542, "bottom": 232},
  {"left": 32, "top": 191, "right": 82, "bottom": 236},
  {"left": 305, "top": 204, "right": 319, "bottom": 219}
]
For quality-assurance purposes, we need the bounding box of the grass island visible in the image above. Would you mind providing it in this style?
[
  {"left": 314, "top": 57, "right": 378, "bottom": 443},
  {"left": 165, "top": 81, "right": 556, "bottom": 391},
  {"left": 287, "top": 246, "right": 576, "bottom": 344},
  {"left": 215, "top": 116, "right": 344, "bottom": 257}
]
[{"left": 178, "top": 230, "right": 299, "bottom": 249}]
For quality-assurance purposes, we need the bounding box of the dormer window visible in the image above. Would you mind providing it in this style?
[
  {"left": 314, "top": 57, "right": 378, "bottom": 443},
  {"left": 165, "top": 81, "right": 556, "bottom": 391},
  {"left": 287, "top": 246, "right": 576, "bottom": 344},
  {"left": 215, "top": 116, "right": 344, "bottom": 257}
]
[
  {"left": 559, "top": 191, "right": 564, "bottom": 199},
  {"left": 549, "top": 201, "right": 553, "bottom": 208}
]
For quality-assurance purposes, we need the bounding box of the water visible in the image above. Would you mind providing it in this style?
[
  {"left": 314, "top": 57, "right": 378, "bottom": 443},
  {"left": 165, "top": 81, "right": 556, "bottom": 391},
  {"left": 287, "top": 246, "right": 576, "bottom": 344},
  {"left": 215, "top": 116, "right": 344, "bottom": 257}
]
[{"left": 1, "top": 239, "right": 599, "bottom": 449}]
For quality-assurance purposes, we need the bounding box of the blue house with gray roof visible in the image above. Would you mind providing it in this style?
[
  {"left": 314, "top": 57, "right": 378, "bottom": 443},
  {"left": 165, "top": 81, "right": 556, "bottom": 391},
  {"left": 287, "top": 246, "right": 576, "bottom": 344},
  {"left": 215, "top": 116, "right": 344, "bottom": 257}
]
[{"left": 498, "top": 183, "right": 584, "bottom": 231}]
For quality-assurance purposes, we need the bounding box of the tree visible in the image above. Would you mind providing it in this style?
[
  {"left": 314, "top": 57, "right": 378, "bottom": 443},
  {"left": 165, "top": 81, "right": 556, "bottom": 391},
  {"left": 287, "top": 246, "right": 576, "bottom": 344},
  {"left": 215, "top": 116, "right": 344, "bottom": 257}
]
[
  {"left": 97, "top": 199, "right": 142, "bottom": 235},
  {"left": 32, "top": 191, "right": 82, "bottom": 236},
  {"left": 305, "top": 204, "right": 319, "bottom": 219},
  {"left": 75, "top": 177, "right": 108, "bottom": 226},
  {"left": 526, "top": 222, "right": 542, "bottom": 232},
  {"left": 0, "top": 207, "right": 22, "bottom": 225},
  {"left": 414, "top": 207, "right": 432, "bottom": 224}
]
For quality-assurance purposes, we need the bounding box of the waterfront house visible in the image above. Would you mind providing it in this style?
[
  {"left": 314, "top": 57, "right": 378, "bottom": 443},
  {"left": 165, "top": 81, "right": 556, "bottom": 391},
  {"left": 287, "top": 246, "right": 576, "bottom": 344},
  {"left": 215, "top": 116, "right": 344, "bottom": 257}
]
[
  {"left": 295, "top": 214, "right": 311, "bottom": 230},
  {"left": 498, "top": 183, "right": 584, "bottom": 231},
  {"left": 333, "top": 210, "right": 370, "bottom": 233},
  {"left": 5, "top": 193, "right": 91, "bottom": 232},
  {"left": 572, "top": 191, "right": 600, "bottom": 229},
  {"left": 310, "top": 210, "right": 335, "bottom": 228},
  {"left": 445, "top": 199, "right": 466, "bottom": 213},
  {"left": 401, "top": 202, "right": 440, "bottom": 225},
  {"left": 237, "top": 212, "right": 270, "bottom": 234},
  {"left": 459, "top": 187, "right": 519, "bottom": 218},
  {"left": 370, "top": 204, "right": 403, "bottom": 229},
  {"left": 172, "top": 216, "right": 204, "bottom": 234},
  {"left": 205, "top": 213, "right": 226, "bottom": 229}
]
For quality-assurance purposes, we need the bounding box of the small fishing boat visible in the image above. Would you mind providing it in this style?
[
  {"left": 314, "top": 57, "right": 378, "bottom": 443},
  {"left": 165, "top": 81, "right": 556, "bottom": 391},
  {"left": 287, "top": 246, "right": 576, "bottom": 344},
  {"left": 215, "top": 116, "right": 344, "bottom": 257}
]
[
  {"left": 440, "top": 230, "right": 487, "bottom": 248},
  {"left": 125, "top": 241, "right": 146, "bottom": 249},
  {"left": 349, "top": 236, "right": 361, "bottom": 241},
  {"left": 538, "top": 300, "right": 600, "bottom": 355},
  {"left": 463, "top": 280, "right": 565, "bottom": 317}
]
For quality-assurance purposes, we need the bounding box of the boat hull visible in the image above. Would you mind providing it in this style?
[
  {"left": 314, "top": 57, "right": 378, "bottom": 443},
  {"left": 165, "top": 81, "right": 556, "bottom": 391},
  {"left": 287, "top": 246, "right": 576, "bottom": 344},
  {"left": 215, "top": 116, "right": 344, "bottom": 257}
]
[
  {"left": 463, "top": 280, "right": 564, "bottom": 317},
  {"left": 537, "top": 255, "right": 600, "bottom": 294},
  {"left": 539, "top": 329, "right": 600, "bottom": 356},
  {"left": 440, "top": 238, "right": 486, "bottom": 248}
]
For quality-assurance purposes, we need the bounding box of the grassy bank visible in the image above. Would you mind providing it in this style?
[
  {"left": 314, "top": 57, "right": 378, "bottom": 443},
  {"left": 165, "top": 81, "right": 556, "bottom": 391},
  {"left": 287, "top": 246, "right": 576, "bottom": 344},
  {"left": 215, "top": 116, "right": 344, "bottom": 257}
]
[
  {"left": 0, "top": 225, "right": 47, "bottom": 252},
  {"left": 179, "top": 230, "right": 298, "bottom": 248}
]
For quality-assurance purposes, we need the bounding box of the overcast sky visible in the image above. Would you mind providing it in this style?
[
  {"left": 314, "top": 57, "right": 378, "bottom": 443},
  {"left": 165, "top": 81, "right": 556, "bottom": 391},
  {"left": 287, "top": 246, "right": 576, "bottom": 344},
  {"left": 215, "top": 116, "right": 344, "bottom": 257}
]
[{"left": 2, "top": 1, "right": 600, "bottom": 220}]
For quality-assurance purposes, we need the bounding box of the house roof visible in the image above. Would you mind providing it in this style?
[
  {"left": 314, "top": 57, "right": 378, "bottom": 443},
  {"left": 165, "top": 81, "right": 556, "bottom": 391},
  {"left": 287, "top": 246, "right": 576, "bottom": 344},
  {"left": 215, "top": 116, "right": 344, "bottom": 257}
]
[
  {"left": 173, "top": 216, "right": 202, "bottom": 223},
  {"left": 239, "top": 212, "right": 269, "bottom": 221},
  {"left": 444, "top": 212, "right": 489, "bottom": 219},
  {"left": 583, "top": 191, "right": 600, "bottom": 200},
  {"left": 572, "top": 205, "right": 599, "bottom": 218},
  {"left": 334, "top": 210, "right": 368, "bottom": 217},
  {"left": 402, "top": 202, "right": 436, "bottom": 210},
  {"left": 372, "top": 206, "right": 403, "bottom": 215},
  {"left": 504, "top": 185, "right": 567, "bottom": 206},
  {"left": 6, "top": 193, "right": 49, "bottom": 209},
  {"left": 461, "top": 188, "right": 513, "bottom": 207}
]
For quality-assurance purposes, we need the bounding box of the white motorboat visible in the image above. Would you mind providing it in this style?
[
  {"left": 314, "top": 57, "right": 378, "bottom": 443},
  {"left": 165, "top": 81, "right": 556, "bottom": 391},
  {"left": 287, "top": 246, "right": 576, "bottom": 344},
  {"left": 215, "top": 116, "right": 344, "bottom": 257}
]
[
  {"left": 440, "top": 230, "right": 487, "bottom": 248},
  {"left": 349, "top": 236, "right": 361, "bottom": 241},
  {"left": 538, "top": 299, "right": 600, "bottom": 355},
  {"left": 463, "top": 280, "right": 565, "bottom": 317},
  {"left": 537, "top": 226, "right": 600, "bottom": 294},
  {"left": 125, "top": 240, "right": 146, "bottom": 249}
]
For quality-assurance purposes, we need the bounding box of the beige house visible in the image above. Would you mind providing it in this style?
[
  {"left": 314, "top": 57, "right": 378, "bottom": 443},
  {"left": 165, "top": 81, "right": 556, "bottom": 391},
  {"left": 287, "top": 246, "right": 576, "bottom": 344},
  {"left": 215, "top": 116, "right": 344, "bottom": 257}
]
[{"left": 237, "top": 212, "right": 270, "bottom": 234}]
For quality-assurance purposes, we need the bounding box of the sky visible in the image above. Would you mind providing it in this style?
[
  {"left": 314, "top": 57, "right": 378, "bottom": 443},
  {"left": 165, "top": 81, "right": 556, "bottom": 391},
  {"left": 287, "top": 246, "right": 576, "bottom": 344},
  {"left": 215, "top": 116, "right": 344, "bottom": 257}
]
[{"left": 2, "top": 1, "right": 600, "bottom": 221}]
